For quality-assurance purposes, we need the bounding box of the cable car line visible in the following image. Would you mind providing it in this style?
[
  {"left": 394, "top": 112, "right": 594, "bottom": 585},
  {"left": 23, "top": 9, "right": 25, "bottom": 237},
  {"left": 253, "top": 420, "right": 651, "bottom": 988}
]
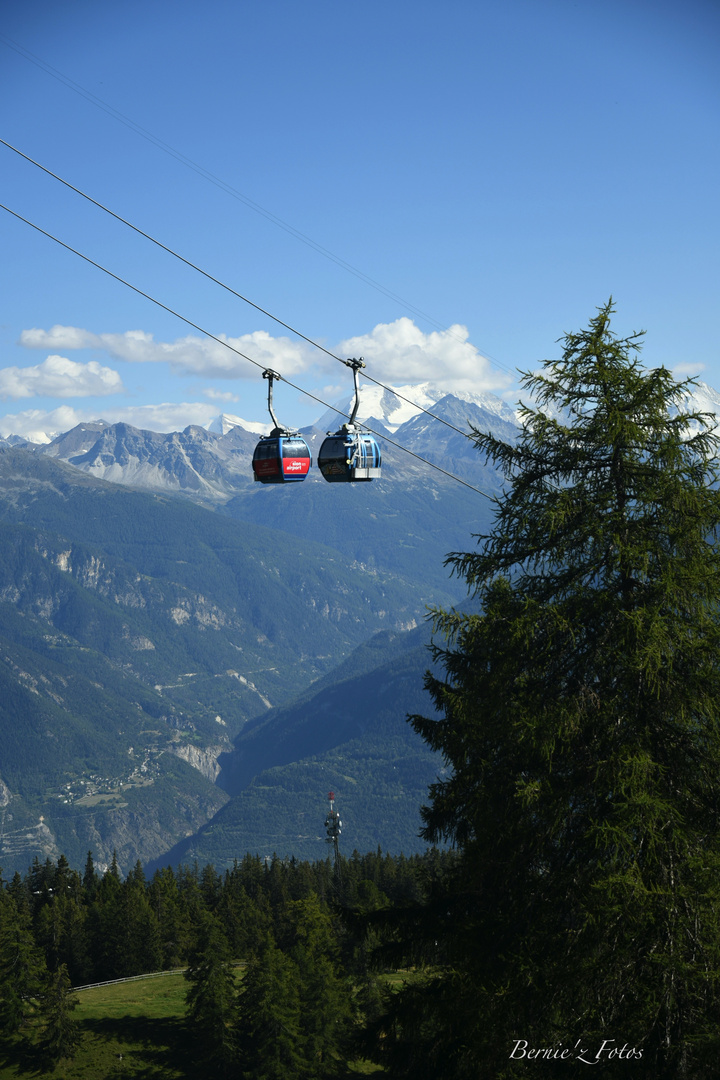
[
  {"left": 0, "top": 202, "right": 495, "bottom": 501},
  {"left": 0, "top": 139, "right": 341, "bottom": 361},
  {"left": 0, "top": 138, "right": 514, "bottom": 447},
  {"left": 0, "top": 33, "right": 511, "bottom": 370},
  {"left": 0, "top": 32, "right": 445, "bottom": 327}
]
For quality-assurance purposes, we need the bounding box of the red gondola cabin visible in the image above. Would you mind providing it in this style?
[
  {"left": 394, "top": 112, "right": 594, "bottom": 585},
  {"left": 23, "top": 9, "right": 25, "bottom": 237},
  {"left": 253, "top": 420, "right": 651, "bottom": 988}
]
[{"left": 252, "top": 434, "right": 312, "bottom": 484}]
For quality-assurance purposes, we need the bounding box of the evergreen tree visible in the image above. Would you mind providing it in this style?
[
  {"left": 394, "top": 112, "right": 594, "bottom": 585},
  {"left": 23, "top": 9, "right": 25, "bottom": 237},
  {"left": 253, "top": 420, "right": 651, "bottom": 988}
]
[
  {"left": 27, "top": 856, "right": 54, "bottom": 905},
  {"left": 125, "top": 858, "right": 146, "bottom": 891},
  {"left": 0, "top": 891, "right": 48, "bottom": 1035},
  {"left": 200, "top": 863, "right": 222, "bottom": 911},
  {"left": 122, "top": 863, "right": 163, "bottom": 976},
  {"left": 7, "top": 870, "right": 31, "bottom": 916},
  {"left": 236, "top": 930, "right": 305, "bottom": 1080},
  {"left": 365, "top": 302, "right": 720, "bottom": 1078},
  {"left": 82, "top": 850, "right": 98, "bottom": 904},
  {"left": 283, "top": 894, "right": 354, "bottom": 1079},
  {"left": 148, "top": 866, "right": 189, "bottom": 969},
  {"left": 61, "top": 895, "right": 92, "bottom": 985},
  {"left": 38, "top": 963, "right": 81, "bottom": 1067},
  {"left": 35, "top": 893, "right": 65, "bottom": 972},
  {"left": 184, "top": 911, "right": 237, "bottom": 1075},
  {"left": 51, "top": 855, "right": 75, "bottom": 897},
  {"left": 176, "top": 861, "right": 204, "bottom": 941},
  {"left": 87, "top": 861, "right": 124, "bottom": 980},
  {"left": 216, "top": 882, "right": 271, "bottom": 959}
]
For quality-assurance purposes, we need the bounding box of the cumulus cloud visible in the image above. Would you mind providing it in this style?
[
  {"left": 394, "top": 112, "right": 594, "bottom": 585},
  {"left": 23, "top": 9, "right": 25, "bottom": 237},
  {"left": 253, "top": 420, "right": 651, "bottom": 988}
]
[
  {"left": 17, "top": 319, "right": 514, "bottom": 402},
  {"left": 20, "top": 327, "right": 94, "bottom": 350},
  {"left": 337, "top": 318, "right": 511, "bottom": 393},
  {"left": 111, "top": 402, "right": 221, "bottom": 431},
  {"left": 202, "top": 388, "right": 240, "bottom": 402},
  {"left": 20, "top": 325, "right": 316, "bottom": 378},
  {"left": 0, "top": 356, "right": 124, "bottom": 400},
  {"left": 0, "top": 405, "right": 91, "bottom": 443},
  {"left": 0, "top": 401, "right": 221, "bottom": 442}
]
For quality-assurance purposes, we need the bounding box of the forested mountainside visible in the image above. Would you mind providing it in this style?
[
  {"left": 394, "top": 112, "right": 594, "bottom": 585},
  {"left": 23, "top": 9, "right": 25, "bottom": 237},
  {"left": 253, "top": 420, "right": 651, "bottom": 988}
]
[
  {"left": 150, "top": 622, "right": 448, "bottom": 869},
  {"left": 0, "top": 449, "right": 452, "bottom": 874}
]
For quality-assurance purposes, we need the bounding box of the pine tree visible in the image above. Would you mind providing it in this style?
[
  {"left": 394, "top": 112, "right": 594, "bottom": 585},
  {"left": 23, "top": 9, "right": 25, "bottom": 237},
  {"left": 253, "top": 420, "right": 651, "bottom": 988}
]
[
  {"left": 82, "top": 850, "right": 98, "bottom": 904},
  {"left": 148, "top": 866, "right": 190, "bottom": 969},
  {"left": 0, "top": 891, "right": 48, "bottom": 1035},
  {"left": 366, "top": 302, "right": 720, "bottom": 1078},
  {"left": 88, "top": 861, "right": 125, "bottom": 980},
  {"left": 184, "top": 911, "right": 237, "bottom": 1075},
  {"left": 282, "top": 894, "right": 354, "bottom": 1079},
  {"left": 38, "top": 963, "right": 82, "bottom": 1067},
  {"left": 123, "top": 864, "right": 163, "bottom": 976},
  {"left": 236, "top": 930, "right": 305, "bottom": 1080}
]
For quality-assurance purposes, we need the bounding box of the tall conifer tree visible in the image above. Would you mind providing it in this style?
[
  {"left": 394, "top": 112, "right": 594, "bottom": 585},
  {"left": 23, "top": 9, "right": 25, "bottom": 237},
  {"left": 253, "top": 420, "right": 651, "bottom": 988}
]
[
  {"left": 366, "top": 302, "right": 720, "bottom": 1078},
  {"left": 283, "top": 895, "right": 354, "bottom": 1078},
  {"left": 184, "top": 911, "right": 237, "bottom": 1075},
  {"left": 0, "top": 892, "right": 48, "bottom": 1035},
  {"left": 39, "top": 963, "right": 81, "bottom": 1067},
  {"left": 236, "top": 930, "right": 305, "bottom": 1080}
]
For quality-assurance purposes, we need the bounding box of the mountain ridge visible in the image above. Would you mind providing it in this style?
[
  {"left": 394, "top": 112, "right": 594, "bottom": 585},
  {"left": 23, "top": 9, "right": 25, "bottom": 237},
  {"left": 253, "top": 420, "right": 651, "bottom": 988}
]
[{"left": 3, "top": 376, "right": 719, "bottom": 448}]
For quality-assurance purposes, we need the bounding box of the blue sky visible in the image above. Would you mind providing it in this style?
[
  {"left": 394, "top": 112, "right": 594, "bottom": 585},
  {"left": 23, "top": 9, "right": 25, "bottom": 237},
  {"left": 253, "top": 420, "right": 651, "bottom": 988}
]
[{"left": 1, "top": 0, "right": 718, "bottom": 440}]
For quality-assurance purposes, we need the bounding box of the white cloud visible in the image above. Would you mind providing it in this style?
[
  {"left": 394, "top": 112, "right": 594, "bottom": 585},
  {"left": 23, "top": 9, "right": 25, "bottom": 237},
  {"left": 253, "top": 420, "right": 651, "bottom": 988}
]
[
  {"left": 337, "top": 318, "right": 511, "bottom": 393},
  {"left": 0, "top": 356, "right": 124, "bottom": 400},
  {"left": 110, "top": 402, "right": 221, "bottom": 431},
  {"left": 673, "top": 362, "right": 706, "bottom": 376},
  {"left": 20, "top": 325, "right": 316, "bottom": 378},
  {"left": 0, "top": 405, "right": 88, "bottom": 443},
  {"left": 17, "top": 319, "right": 514, "bottom": 405},
  {"left": 20, "top": 327, "right": 100, "bottom": 350},
  {"left": 0, "top": 401, "right": 221, "bottom": 442},
  {"left": 320, "top": 383, "right": 346, "bottom": 401},
  {"left": 202, "top": 388, "right": 240, "bottom": 402}
]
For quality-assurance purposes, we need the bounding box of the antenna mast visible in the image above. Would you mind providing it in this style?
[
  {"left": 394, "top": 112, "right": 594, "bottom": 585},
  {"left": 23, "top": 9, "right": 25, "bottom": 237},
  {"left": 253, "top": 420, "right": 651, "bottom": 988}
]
[{"left": 324, "top": 791, "right": 342, "bottom": 879}]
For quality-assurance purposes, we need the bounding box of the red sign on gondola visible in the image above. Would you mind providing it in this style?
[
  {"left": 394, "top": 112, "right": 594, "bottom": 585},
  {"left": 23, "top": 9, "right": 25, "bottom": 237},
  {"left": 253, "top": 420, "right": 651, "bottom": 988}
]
[
  {"left": 283, "top": 456, "right": 310, "bottom": 476},
  {"left": 328, "top": 791, "right": 335, "bottom": 800}
]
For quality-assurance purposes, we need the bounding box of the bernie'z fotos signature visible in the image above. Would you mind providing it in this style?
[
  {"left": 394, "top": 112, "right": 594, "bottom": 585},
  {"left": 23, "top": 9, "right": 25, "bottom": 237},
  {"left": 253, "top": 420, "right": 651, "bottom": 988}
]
[{"left": 510, "top": 1039, "right": 643, "bottom": 1064}]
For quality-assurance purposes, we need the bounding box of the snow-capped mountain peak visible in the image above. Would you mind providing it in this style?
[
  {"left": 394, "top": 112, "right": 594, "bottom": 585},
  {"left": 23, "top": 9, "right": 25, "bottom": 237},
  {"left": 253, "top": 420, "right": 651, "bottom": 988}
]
[
  {"left": 206, "top": 413, "right": 272, "bottom": 437},
  {"left": 315, "top": 380, "right": 518, "bottom": 433}
]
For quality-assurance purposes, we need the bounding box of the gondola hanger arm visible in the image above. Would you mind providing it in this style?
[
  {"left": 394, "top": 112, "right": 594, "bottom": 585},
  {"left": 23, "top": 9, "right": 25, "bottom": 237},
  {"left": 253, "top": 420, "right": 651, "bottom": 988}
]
[
  {"left": 343, "top": 357, "right": 365, "bottom": 428},
  {"left": 262, "top": 368, "right": 283, "bottom": 433}
]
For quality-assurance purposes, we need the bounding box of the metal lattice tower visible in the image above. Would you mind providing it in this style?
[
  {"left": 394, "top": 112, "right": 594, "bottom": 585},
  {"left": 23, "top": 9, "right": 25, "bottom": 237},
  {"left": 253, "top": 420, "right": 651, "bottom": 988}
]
[{"left": 324, "top": 791, "right": 342, "bottom": 877}]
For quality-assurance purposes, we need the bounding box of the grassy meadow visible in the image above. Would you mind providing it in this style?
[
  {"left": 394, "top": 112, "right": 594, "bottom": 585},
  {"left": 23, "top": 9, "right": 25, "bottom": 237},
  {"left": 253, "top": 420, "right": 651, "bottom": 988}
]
[{"left": 0, "top": 971, "right": 386, "bottom": 1078}]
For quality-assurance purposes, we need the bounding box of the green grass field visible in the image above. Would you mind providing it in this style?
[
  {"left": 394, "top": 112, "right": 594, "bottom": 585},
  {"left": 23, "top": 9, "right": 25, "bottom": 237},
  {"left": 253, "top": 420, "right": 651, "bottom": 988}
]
[
  {"left": 0, "top": 974, "right": 195, "bottom": 1079},
  {"left": 0, "top": 971, "right": 385, "bottom": 1078}
]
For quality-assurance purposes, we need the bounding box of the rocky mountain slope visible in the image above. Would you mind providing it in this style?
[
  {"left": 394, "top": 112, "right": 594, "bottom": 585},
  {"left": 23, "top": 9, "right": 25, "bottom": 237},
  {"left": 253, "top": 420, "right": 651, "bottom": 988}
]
[{"left": 0, "top": 448, "right": 446, "bottom": 873}]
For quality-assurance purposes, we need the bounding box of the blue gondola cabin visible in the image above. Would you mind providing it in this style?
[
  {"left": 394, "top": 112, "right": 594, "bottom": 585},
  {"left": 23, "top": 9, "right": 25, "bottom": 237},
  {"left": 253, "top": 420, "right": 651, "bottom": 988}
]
[{"left": 318, "top": 430, "right": 382, "bottom": 482}]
